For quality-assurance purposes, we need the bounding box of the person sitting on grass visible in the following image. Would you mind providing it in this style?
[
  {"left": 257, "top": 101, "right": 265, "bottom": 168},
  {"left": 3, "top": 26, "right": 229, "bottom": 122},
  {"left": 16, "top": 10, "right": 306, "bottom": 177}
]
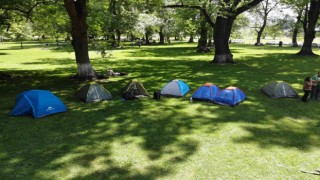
[
  {"left": 302, "top": 77, "right": 313, "bottom": 102},
  {"left": 106, "top": 68, "right": 127, "bottom": 76}
]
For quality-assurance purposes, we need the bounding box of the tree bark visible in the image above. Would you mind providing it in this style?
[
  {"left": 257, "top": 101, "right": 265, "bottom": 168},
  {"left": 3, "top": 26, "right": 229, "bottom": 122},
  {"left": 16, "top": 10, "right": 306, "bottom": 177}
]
[
  {"left": 108, "top": 0, "right": 117, "bottom": 47},
  {"left": 116, "top": 29, "right": 121, "bottom": 46},
  {"left": 292, "top": 27, "right": 299, "bottom": 47},
  {"left": 254, "top": 0, "right": 270, "bottom": 45},
  {"left": 108, "top": 32, "right": 116, "bottom": 47},
  {"left": 298, "top": 0, "right": 320, "bottom": 55},
  {"left": 210, "top": 0, "right": 264, "bottom": 63},
  {"left": 255, "top": 27, "right": 264, "bottom": 45},
  {"left": 207, "top": 39, "right": 212, "bottom": 47},
  {"left": 197, "top": 10, "right": 210, "bottom": 53},
  {"left": 163, "top": 0, "right": 264, "bottom": 63},
  {"left": 145, "top": 32, "right": 150, "bottom": 45},
  {"left": 188, "top": 35, "right": 194, "bottom": 43},
  {"left": 292, "top": 10, "right": 302, "bottom": 47},
  {"left": 159, "top": 27, "right": 165, "bottom": 44},
  {"left": 166, "top": 36, "right": 171, "bottom": 43},
  {"left": 211, "top": 16, "right": 235, "bottom": 63},
  {"left": 144, "top": 27, "right": 153, "bottom": 45},
  {"left": 63, "top": 0, "right": 96, "bottom": 80}
]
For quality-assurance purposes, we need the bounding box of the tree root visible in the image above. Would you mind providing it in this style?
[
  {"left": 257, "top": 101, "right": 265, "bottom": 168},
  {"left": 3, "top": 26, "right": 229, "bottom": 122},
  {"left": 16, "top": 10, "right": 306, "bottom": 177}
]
[{"left": 301, "top": 169, "right": 320, "bottom": 175}]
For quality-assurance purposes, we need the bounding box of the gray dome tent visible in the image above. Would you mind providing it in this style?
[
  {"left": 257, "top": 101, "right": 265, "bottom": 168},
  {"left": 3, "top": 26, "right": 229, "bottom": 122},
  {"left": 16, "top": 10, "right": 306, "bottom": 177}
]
[
  {"left": 75, "top": 82, "right": 113, "bottom": 103},
  {"left": 261, "top": 81, "right": 298, "bottom": 98}
]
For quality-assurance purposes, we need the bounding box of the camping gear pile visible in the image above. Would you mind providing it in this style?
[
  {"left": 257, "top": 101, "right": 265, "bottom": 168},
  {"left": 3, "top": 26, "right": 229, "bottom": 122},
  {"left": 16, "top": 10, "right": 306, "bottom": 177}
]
[{"left": 9, "top": 78, "right": 299, "bottom": 118}]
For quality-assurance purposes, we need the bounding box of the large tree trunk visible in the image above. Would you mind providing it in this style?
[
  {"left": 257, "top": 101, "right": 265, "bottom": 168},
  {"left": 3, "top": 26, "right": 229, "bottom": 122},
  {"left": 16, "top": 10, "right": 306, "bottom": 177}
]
[
  {"left": 159, "top": 27, "right": 165, "bottom": 45},
  {"left": 292, "top": 27, "right": 299, "bottom": 47},
  {"left": 254, "top": 0, "right": 272, "bottom": 45},
  {"left": 166, "top": 36, "right": 171, "bottom": 43},
  {"left": 108, "top": 0, "right": 117, "bottom": 47},
  {"left": 145, "top": 31, "right": 151, "bottom": 45},
  {"left": 255, "top": 18, "right": 267, "bottom": 45},
  {"left": 108, "top": 32, "right": 116, "bottom": 47},
  {"left": 207, "top": 39, "right": 212, "bottom": 47},
  {"left": 292, "top": 10, "right": 302, "bottom": 47},
  {"left": 298, "top": 0, "right": 320, "bottom": 55},
  {"left": 255, "top": 29, "right": 263, "bottom": 45},
  {"left": 211, "top": 16, "right": 235, "bottom": 63},
  {"left": 188, "top": 35, "right": 194, "bottom": 43},
  {"left": 163, "top": 0, "right": 264, "bottom": 63},
  {"left": 116, "top": 29, "right": 121, "bottom": 47},
  {"left": 63, "top": 0, "right": 97, "bottom": 80},
  {"left": 197, "top": 11, "right": 210, "bottom": 53}
]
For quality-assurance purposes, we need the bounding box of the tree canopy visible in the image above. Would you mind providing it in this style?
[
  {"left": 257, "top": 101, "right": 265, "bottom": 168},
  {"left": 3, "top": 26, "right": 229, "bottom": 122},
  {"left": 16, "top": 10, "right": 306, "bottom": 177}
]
[{"left": 1, "top": 0, "right": 320, "bottom": 79}]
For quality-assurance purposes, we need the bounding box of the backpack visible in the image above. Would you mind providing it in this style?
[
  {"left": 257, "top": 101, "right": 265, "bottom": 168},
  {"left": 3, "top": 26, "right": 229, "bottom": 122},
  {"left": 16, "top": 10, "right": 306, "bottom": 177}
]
[
  {"left": 153, "top": 91, "right": 161, "bottom": 99},
  {"left": 123, "top": 92, "right": 136, "bottom": 100}
]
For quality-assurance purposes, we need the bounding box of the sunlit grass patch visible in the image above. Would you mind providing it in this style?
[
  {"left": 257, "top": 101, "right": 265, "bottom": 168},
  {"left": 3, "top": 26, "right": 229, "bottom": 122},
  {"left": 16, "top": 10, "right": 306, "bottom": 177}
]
[{"left": 0, "top": 42, "right": 320, "bottom": 179}]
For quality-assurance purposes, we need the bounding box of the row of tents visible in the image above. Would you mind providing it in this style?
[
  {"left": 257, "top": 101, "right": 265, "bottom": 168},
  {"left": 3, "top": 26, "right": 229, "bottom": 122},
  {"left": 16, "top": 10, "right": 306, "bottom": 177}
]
[{"left": 10, "top": 80, "right": 299, "bottom": 118}]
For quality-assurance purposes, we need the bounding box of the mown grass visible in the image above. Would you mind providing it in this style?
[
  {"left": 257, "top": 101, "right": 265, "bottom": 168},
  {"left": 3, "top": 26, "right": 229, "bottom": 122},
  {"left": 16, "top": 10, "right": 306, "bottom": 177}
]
[{"left": 0, "top": 41, "right": 320, "bottom": 179}]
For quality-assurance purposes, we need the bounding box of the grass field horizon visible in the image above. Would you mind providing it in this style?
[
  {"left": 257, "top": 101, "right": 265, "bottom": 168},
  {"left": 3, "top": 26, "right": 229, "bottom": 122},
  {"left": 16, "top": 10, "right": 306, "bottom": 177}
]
[{"left": 0, "top": 41, "right": 320, "bottom": 179}]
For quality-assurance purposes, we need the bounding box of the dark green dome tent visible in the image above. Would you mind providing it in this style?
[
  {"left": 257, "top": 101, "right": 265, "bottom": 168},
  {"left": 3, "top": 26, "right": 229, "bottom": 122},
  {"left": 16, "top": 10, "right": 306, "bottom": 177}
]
[
  {"left": 261, "top": 81, "right": 298, "bottom": 98},
  {"left": 121, "top": 80, "right": 149, "bottom": 99},
  {"left": 75, "top": 82, "right": 112, "bottom": 103}
]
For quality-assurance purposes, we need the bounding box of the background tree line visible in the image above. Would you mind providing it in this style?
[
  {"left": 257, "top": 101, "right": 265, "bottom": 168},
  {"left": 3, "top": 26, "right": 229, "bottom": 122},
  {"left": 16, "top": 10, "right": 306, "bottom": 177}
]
[{"left": 0, "top": 0, "right": 319, "bottom": 80}]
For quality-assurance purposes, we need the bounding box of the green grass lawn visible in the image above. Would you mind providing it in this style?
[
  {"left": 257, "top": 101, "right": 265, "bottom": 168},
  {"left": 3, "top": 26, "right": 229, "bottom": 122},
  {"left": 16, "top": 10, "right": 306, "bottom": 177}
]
[{"left": 0, "top": 41, "right": 320, "bottom": 179}]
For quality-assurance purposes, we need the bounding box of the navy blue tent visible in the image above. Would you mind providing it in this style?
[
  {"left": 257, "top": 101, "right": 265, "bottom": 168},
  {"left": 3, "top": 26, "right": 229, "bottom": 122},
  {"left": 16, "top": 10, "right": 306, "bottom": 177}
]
[
  {"left": 191, "top": 83, "right": 220, "bottom": 101},
  {"left": 213, "top": 87, "right": 246, "bottom": 106},
  {"left": 10, "top": 90, "right": 67, "bottom": 118}
]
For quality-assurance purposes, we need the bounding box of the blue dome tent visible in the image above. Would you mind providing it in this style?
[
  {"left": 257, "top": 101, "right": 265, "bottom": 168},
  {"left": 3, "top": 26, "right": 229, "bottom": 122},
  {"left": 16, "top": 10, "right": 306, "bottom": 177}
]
[
  {"left": 160, "top": 80, "right": 190, "bottom": 97},
  {"left": 10, "top": 90, "right": 67, "bottom": 118},
  {"left": 192, "top": 83, "right": 220, "bottom": 101},
  {"left": 213, "top": 87, "right": 246, "bottom": 106}
]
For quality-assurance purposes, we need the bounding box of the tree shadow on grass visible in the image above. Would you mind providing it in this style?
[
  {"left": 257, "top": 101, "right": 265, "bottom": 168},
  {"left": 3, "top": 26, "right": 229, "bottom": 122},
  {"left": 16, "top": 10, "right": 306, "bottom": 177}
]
[
  {"left": 6, "top": 43, "right": 44, "bottom": 50},
  {"left": 234, "top": 121, "right": 320, "bottom": 150},
  {"left": 0, "top": 70, "right": 202, "bottom": 179},
  {"left": 123, "top": 46, "right": 242, "bottom": 58},
  {"left": 1, "top": 45, "right": 320, "bottom": 179},
  {"left": 0, "top": 52, "right": 10, "bottom": 55}
]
